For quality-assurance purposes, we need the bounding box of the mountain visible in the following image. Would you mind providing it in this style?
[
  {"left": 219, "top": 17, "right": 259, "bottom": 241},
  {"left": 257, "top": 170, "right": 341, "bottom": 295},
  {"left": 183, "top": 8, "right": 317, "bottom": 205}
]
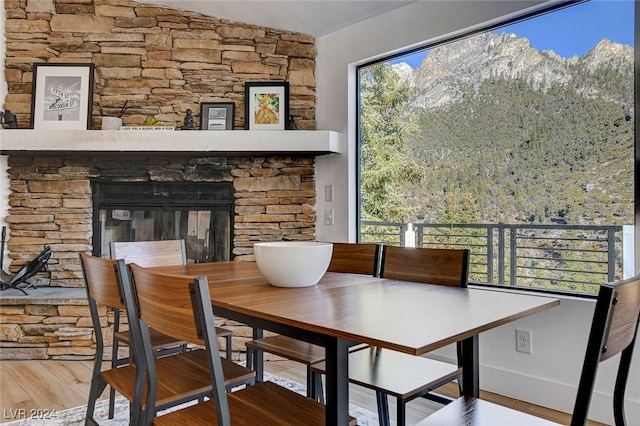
[
  {"left": 405, "top": 32, "right": 633, "bottom": 110},
  {"left": 387, "top": 32, "right": 634, "bottom": 225}
]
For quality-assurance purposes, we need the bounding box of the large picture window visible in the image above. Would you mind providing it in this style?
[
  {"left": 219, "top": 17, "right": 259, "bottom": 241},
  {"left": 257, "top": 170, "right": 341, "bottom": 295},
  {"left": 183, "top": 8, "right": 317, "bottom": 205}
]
[{"left": 357, "top": 0, "right": 635, "bottom": 296}]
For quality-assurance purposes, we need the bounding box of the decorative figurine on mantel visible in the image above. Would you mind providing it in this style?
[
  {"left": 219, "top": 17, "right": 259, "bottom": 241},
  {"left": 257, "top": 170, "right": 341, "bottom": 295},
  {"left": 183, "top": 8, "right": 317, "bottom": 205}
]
[
  {"left": 182, "top": 109, "right": 195, "bottom": 130},
  {"left": 288, "top": 115, "right": 297, "bottom": 130},
  {"left": 0, "top": 110, "right": 18, "bottom": 129}
]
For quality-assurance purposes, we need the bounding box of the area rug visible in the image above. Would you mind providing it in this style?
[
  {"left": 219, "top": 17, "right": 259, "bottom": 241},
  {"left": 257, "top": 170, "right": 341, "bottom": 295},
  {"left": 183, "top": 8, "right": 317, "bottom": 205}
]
[{"left": 3, "top": 373, "right": 379, "bottom": 425}]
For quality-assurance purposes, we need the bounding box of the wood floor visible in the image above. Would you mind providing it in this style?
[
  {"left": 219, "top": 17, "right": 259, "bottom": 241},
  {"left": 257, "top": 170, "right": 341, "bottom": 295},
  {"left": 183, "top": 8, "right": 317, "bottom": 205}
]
[{"left": 0, "top": 358, "right": 604, "bottom": 425}]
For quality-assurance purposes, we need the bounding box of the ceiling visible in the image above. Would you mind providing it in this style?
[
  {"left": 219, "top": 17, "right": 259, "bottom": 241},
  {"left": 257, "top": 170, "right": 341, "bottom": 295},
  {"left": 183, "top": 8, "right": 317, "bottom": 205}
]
[{"left": 136, "top": 0, "right": 415, "bottom": 37}]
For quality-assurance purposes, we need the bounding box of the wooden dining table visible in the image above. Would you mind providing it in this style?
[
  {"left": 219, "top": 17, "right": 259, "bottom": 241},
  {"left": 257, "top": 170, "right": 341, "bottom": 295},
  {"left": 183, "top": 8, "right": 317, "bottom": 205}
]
[{"left": 148, "top": 261, "right": 560, "bottom": 426}]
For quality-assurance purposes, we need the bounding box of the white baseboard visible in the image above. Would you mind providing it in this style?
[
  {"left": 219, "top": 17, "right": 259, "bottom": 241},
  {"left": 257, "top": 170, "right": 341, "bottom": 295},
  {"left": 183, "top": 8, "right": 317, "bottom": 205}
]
[
  {"left": 480, "top": 363, "right": 639, "bottom": 425},
  {"left": 424, "top": 353, "right": 639, "bottom": 425}
]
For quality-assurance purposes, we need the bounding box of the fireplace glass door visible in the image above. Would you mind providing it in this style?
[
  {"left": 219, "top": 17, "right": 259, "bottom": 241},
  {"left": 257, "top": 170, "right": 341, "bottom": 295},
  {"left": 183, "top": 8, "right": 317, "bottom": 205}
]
[{"left": 93, "top": 182, "right": 233, "bottom": 263}]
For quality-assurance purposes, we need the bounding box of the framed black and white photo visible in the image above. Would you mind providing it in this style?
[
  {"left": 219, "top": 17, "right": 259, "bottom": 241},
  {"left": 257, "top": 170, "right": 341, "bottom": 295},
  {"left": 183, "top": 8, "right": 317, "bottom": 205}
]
[
  {"left": 244, "top": 81, "right": 289, "bottom": 130},
  {"left": 30, "top": 63, "right": 94, "bottom": 130},
  {"left": 200, "top": 102, "right": 234, "bottom": 130}
]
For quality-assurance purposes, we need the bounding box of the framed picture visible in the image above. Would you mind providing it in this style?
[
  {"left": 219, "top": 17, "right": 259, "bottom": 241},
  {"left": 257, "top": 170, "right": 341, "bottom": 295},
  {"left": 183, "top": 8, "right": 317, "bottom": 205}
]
[
  {"left": 244, "top": 81, "right": 289, "bottom": 130},
  {"left": 30, "top": 63, "right": 95, "bottom": 130},
  {"left": 200, "top": 102, "right": 234, "bottom": 130}
]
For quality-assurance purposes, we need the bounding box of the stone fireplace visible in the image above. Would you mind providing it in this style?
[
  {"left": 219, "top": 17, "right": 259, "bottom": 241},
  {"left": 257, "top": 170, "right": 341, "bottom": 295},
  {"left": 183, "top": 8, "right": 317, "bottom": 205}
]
[
  {"left": 0, "top": 150, "right": 317, "bottom": 359},
  {"left": 4, "top": 152, "right": 316, "bottom": 288}
]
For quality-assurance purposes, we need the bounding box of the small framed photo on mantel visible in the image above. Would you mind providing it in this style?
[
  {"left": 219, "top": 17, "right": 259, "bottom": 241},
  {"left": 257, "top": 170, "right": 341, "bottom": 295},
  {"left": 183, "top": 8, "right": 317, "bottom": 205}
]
[
  {"left": 30, "top": 62, "right": 95, "bottom": 130},
  {"left": 200, "top": 102, "right": 234, "bottom": 130},
  {"left": 244, "top": 81, "right": 289, "bottom": 130}
]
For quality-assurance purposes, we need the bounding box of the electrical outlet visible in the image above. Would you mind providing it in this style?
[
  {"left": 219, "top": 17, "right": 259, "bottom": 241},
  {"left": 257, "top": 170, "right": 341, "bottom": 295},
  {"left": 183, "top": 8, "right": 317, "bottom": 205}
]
[{"left": 516, "top": 329, "right": 532, "bottom": 354}]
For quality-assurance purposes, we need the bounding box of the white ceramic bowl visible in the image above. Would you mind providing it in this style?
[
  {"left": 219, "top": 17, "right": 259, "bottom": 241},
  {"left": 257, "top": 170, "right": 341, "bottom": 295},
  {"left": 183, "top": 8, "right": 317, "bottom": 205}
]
[{"left": 254, "top": 241, "right": 333, "bottom": 287}]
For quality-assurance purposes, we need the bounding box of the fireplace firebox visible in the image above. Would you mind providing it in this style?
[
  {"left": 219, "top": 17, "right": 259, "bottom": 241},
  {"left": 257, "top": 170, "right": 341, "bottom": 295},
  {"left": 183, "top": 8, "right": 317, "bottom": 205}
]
[{"left": 92, "top": 182, "right": 233, "bottom": 263}]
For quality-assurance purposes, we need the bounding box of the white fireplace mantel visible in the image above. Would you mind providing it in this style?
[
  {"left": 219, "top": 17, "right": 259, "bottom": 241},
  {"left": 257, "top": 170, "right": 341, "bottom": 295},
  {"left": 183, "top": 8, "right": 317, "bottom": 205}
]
[{"left": 0, "top": 129, "right": 342, "bottom": 156}]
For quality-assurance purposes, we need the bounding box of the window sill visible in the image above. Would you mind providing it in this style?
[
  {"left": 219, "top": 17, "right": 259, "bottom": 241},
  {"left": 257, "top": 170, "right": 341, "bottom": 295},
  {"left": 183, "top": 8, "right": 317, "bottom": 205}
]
[{"left": 469, "top": 281, "right": 598, "bottom": 302}]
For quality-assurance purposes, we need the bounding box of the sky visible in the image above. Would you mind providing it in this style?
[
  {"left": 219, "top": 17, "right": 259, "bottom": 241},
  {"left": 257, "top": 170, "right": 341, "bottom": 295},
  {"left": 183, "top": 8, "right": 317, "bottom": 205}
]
[{"left": 394, "top": 0, "right": 635, "bottom": 69}]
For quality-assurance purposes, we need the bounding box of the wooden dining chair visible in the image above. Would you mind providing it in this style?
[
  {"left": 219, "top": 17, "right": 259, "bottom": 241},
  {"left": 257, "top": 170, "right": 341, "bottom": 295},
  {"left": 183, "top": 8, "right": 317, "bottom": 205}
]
[
  {"left": 81, "top": 253, "right": 255, "bottom": 425},
  {"left": 109, "top": 240, "right": 191, "bottom": 418},
  {"left": 110, "top": 239, "right": 234, "bottom": 360},
  {"left": 81, "top": 252, "right": 185, "bottom": 420},
  {"left": 126, "top": 263, "right": 356, "bottom": 426},
  {"left": 326, "top": 241, "right": 383, "bottom": 275},
  {"left": 379, "top": 245, "right": 469, "bottom": 286},
  {"left": 110, "top": 240, "right": 188, "bottom": 268},
  {"left": 312, "top": 245, "right": 470, "bottom": 426},
  {"left": 245, "top": 242, "right": 382, "bottom": 402},
  {"left": 418, "top": 273, "right": 640, "bottom": 426}
]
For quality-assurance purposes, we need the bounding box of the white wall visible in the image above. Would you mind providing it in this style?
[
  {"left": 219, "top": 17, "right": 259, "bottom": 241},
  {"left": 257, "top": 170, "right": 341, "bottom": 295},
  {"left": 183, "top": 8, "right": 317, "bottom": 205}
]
[{"left": 314, "top": 1, "right": 639, "bottom": 424}]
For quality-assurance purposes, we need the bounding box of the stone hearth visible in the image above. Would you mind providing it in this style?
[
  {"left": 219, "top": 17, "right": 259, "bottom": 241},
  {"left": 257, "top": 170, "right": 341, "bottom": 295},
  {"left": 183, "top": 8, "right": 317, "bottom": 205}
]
[
  {"left": 1, "top": 287, "right": 100, "bottom": 360},
  {"left": 0, "top": 286, "right": 253, "bottom": 360}
]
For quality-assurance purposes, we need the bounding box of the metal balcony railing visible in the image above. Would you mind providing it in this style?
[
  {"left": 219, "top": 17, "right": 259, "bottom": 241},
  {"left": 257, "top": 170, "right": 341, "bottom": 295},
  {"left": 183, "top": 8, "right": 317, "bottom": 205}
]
[{"left": 360, "top": 221, "right": 626, "bottom": 296}]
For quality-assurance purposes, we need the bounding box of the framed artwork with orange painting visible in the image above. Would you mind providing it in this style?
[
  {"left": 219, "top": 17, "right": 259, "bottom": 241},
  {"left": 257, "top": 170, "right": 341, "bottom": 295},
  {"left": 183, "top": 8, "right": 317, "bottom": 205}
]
[{"left": 244, "top": 81, "right": 290, "bottom": 130}]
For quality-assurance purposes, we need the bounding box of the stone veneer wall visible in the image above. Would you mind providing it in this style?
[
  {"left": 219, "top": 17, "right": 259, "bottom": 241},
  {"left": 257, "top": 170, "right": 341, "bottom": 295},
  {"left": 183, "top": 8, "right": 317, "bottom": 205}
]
[{"left": 3, "top": 0, "right": 316, "bottom": 130}]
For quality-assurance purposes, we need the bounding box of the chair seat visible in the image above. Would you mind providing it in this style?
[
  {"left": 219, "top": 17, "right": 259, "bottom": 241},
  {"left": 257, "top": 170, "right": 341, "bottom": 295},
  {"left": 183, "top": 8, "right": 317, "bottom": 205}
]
[
  {"left": 102, "top": 349, "right": 255, "bottom": 410},
  {"left": 153, "top": 381, "right": 357, "bottom": 426},
  {"left": 116, "top": 326, "right": 232, "bottom": 360},
  {"left": 246, "top": 335, "right": 368, "bottom": 365},
  {"left": 311, "top": 347, "right": 461, "bottom": 399},
  {"left": 245, "top": 335, "right": 326, "bottom": 365},
  {"left": 116, "top": 326, "right": 231, "bottom": 349},
  {"left": 415, "top": 396, "right": 559, "bottom": 425},
  {"left": 115, "top": 328, "right": 185, "bottom": 351},
  {"left": 214, "top": 327, "right": 233, "bottom": 338}
]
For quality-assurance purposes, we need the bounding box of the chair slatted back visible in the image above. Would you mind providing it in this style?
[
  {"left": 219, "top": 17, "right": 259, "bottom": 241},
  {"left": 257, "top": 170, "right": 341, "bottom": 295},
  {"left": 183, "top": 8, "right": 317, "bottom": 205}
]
[
  {"left": 128, "top": 263, "right": 201, "bottom": 344},
  {"left": 110, "top": 240, "right": 187, "bottom": 267},
  {"left": 327, "top": 243, "right": 382, "bottom": 276},
  {"left": 598, "top": 277, "right": 640, "bottom": 361},
  {"left": 572, "top": 274, "right": 640, "bottom": 426},
  {"left": 126, "top": 262, "right": 231, "bottom": 425},
  {"left": 80, "top": 253, "right": 124, "bottom": 310},
  {"left": 380, "top": 246, "right": 470, "bottom": 287},
  {"left": 80, "top": 253, "right": 145, "bottom": 407}
]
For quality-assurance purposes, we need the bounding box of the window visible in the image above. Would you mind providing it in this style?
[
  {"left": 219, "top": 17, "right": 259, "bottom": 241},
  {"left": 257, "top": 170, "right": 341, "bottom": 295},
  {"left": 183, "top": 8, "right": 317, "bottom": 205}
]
[{"left": 357, "top": 0, "right": 635, "bottom": 296}]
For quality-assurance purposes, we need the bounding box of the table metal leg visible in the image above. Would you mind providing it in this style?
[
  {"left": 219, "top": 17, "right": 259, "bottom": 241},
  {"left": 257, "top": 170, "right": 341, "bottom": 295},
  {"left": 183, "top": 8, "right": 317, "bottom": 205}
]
[
  {"left": 252, "top": 327, "right": 264, "bottom": 382},
  {"left": 460, "top": 335, "right": 479, "bottom": 397},
  {"left": 375, "top": 391, "right": 390, "bottom": 426},
  {"left": 324, "top": 337, "right": 350, "bottom": 426}
]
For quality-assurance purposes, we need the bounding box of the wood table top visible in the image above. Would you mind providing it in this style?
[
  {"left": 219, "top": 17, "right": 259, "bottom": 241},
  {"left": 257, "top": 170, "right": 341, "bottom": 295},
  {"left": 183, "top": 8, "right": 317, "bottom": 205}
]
[{"left": 149, "top": 261, "right": 560, "bottom": 356}]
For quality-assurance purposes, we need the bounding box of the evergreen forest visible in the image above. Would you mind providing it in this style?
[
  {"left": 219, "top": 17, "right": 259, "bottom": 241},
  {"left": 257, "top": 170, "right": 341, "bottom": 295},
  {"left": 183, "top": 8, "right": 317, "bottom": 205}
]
[{"left": 358, "top": 32, "right": 634, "bottom": 293}]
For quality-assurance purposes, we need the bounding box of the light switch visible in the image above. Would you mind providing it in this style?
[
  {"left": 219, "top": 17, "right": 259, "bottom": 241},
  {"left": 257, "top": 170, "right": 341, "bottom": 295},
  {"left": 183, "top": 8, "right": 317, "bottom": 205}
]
[
  {"left": 325, "top": 184, "right": 334, "bottom": 202},
  {"left": 324, "top": 208, "right": 334, "bottom": 225}
]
